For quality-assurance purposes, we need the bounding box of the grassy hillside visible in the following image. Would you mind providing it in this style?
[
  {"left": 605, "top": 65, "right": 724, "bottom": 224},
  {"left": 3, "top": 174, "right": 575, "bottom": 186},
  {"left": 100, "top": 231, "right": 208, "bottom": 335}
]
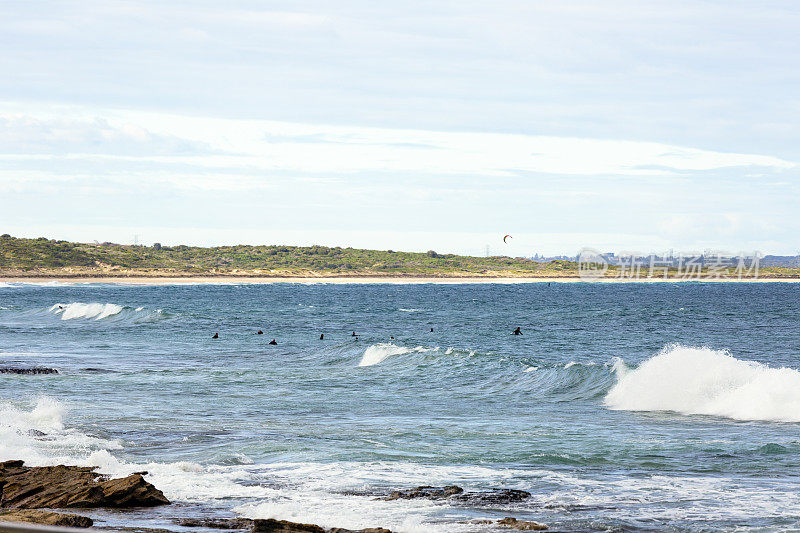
[{"left": 0, "top": 235, "right": 574, "bottom": 277}]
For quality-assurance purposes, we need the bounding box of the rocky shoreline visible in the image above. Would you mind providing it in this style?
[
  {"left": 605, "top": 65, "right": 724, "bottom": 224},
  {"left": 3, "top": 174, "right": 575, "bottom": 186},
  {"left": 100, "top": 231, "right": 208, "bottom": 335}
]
[{"left": 0, "top": 461, "right": 548, "bottom": 532}]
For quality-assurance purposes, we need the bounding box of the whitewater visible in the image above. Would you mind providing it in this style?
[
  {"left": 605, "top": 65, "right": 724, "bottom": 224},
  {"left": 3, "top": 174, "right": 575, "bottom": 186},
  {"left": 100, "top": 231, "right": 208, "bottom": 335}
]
[{"left": 2, "top": 281, "right": 800, "bottom": 531}]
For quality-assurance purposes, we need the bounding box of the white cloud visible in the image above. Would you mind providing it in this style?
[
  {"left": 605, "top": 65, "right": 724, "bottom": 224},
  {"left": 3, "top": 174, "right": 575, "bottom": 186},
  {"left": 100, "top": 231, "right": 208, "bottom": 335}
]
[{"left": 0, "top": 104, "right": 793, "bottom": 194}]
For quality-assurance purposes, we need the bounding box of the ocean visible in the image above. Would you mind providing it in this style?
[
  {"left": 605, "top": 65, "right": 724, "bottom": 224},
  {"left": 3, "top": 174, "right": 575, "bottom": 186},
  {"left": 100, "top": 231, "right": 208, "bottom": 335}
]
[{"left": 1, "top": 281, "right": 800, "bottom": 532}]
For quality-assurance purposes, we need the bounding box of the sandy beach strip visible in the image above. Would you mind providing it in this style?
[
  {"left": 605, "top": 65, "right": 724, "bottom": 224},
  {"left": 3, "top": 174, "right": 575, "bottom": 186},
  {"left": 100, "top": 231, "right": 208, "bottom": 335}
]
[{"left": 2, "top": 276, "right": 800, "bottom": 285}]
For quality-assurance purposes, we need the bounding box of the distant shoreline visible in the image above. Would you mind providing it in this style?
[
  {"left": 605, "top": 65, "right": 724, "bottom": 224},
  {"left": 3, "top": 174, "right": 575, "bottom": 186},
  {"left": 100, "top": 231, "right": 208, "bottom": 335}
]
[{"left": 2, "top": 275, "right": 800, "bottom": 284}]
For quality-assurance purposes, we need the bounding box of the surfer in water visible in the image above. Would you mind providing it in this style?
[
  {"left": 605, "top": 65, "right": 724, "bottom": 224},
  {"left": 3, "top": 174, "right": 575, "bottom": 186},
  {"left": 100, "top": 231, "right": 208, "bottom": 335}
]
[
  {"left": 269, "top": 339, "right": 277, "bottom": 345},
  {"left": 513, "top": 327, "right": 522, "bottom": 335},
  {"left": 320, "top": 333, "right": 324, "bottom": 340},
  {"left": 212, "top": 333, "right": 219, "bottom": 339}
]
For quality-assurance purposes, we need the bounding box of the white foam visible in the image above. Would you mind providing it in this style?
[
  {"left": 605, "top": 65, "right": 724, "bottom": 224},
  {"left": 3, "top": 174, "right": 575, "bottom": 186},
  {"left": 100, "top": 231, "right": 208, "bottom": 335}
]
[
  {"left": 234, "top": 461, "right": 528, "bottom": 533},
  {"left": 50, "top": 302, "right": 124, "bottom": 320},
  {"left": 79, "top": 450, "right": 278, "bottom": 502},
  {"left": 0, "top": 398, "right": 122, "bottom": 466},
  {"left": 605, "top": 345, "right": 800, "bottom": 422},
  {"left": 358, "top": 344, "right": 437, "bottom": 367},
  {"left": 0, "top": 399, "right": 276, "bottom": 503},
  {"left": 531, "top": 469, "right": 800, "bottom": 523},
  {"left": 236, "top": 494, "right": 442, "bottom": 533},
  {"left": 398, "top": 308, "right": 424, "bottom": 312},
  {"left": 607, "top": 356, "right": 629, "bottom": 378}
]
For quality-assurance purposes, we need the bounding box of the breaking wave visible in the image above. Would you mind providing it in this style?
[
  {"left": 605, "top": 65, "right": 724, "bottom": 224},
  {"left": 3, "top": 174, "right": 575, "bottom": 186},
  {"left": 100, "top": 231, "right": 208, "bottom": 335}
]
[
  {"left": 50, "top": 302, "right": 124, "bottom": 320},
  {"left": 0, "top": 398, "right": 275, "bottom": 503},
  {"left": 0, "top": 398, "right": 122, "bottom": 466},
  {"left": 42, "top": 302, "right": 166, "bottom": 323},
  {"left": 605, "top": 345, "right": 800, "bottom": 422},
  {"left": 358, "top": 343, "right": 439, "bottom": 367}
]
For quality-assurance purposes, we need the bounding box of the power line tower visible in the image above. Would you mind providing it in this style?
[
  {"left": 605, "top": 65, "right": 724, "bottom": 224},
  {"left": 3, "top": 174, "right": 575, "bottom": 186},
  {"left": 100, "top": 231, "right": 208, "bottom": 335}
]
[{"left": 485, "top": 244, "right": 490, "bottom": 257}]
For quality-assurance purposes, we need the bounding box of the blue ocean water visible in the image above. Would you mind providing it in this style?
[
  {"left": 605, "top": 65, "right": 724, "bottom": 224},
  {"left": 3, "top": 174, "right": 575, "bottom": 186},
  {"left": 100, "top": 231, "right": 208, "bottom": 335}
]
[{"left": 2, "top": 281, "right": 800, "bottom": 532}]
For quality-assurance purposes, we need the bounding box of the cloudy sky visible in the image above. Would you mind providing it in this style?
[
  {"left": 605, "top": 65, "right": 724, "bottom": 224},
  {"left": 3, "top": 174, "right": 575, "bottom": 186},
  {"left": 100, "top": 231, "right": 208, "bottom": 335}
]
[{"left": 1, "top": 1, "right": 798, "bottom": 256}]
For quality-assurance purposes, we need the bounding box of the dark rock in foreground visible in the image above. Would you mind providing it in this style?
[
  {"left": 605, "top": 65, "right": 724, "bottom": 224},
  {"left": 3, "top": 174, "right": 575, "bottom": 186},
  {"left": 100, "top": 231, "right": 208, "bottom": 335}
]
[
  {"left": 327, "top": 528, "right": 392, "bottom": 533},
  {"left": 0, "top": 509, "right": 93, "bottom": 528},
  {"left": 0, "top": 460, "right": 170, "bottom": 509},
  {"left": 451, "top": 488, "right": 532, "bottom": 505},
  {"left": 252, "top": 519, "right": 325, "bottom": 533},
  {"left": 178, "top": 518, "right": 255, "bottom": 530},
  {"left": 386, "top": 485, "right": 463, "bottom": 500},
  {"left": 178, "top": 518, "right": 391, "bottom": 533},
  {"left": 0, "top": 367, "right": 59, "bottom": 375},
  {"left": 252, "top": 519, "right": 391, "bottom": 533},
  {"left": 384, "top": 485, "right": 531, "bottom": 504}
]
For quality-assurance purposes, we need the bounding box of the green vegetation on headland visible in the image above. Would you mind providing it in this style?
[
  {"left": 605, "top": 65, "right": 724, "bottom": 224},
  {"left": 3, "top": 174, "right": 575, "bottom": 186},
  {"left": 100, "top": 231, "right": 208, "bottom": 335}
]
[
  {"left": 0, "top": 235, "right": 572, "bottom": 278},
  {"left": 1, "top": 235, "right": 799, "bottom": 279}
]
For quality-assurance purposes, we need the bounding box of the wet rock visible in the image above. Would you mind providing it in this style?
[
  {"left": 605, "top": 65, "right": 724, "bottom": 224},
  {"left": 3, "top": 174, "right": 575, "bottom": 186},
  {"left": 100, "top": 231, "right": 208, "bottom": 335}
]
[
  {"left": 385, "top": 485, "right": 464, "bottom": 500},
  {"left": 82, "top": 367, "right": 118, "bottom": 373},
  {"left": 0, "top": 460, "right": 170, "bottom": 508},
  {"left": 328, "top": 527, "right": 392, "bottom": 533},
  {"left": 383, "top": 485, "right": 530, "bottom": 504},
  {"left": 252, "top": 519, "right": 326, "bottom": 533},
  {"left": 0, "top": 509, "right": 93, "bottom": 528},
  {"left": 497, "top": 517, "right": 548, "bottom": 530},
  {"left": 27, "top": 429, "right": 47, "bottom": 437},
  {"left": 178, "top": 518, "right": 254, "bottom": 529},
  {"left": 0, "top": 367, "right": 59, "bottom": 375},
  {"left": 450, "top": 488, "right": 532, "bottom": 505},
  {"left": 250, "top": 519, "right": 392, "bottom": 533}
]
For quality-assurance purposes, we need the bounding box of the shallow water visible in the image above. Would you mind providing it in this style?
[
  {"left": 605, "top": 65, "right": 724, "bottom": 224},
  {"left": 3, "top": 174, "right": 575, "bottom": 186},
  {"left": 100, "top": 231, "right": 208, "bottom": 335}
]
[{"left": 1, "top": 282, "right": 800, "bottom": 531}]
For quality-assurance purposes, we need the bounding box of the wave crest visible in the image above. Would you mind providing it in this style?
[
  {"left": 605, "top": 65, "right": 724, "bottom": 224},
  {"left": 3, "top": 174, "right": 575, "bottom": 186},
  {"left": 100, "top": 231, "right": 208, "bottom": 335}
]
[
  {"left": 50, "top": 303, "right": 124, "bottom": 320},
  {"left": 358, "top": 343, "right": 437, "bottom": 367},
  {"left": 44, "top": 302, "right": 165, "bottom": 323},
  {"left": 605, "top": 345, "right": 800, "bottom": 422}
]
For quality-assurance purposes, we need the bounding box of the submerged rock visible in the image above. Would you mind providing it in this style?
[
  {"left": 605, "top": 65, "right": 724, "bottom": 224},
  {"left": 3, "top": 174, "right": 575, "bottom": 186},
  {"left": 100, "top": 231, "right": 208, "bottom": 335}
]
[
  {"left": 385, "top": 485, "right": 464, "bottom": 500},
  {"left": 0, "top": 367, "right": 59, "bottom": 375},
  {"left": 0, "top": 460, "right": 170, "bottom": 508},
  {"left": 0, "top": 509, "right": 93, "bottom": 528},
  {"left": 497, "top": 517, "right": 548, "bottom": 530},
  {"left": 383, "top": 485, "right": 530, "bottom": 504},
  {"left": 450, "top": 488, "right": 532, "bottom": 504},
  {"left": 177, "top": 518, "right": 392, "bottom": 533},
  {"left": 327, "top": 529, "right": 392, "bottom": 533},
  {"left": 252, "top": 519, "right": 326, "bottom": 533},
  {"left": 178, "top": 518, "right": 254, "bottom": 530}
]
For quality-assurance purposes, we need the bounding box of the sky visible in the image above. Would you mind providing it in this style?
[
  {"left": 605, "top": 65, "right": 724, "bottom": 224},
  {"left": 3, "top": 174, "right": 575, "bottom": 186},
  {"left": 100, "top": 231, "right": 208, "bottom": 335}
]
[{"left": 1, "top": 0, "right": 798, "bottom": 257}]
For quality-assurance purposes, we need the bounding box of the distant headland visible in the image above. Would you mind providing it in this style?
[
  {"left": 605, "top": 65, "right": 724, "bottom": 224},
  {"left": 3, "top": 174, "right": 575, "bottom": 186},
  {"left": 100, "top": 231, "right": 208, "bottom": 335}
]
[{"left": 1, "top": 235, "right": 799, "bottom": 281}]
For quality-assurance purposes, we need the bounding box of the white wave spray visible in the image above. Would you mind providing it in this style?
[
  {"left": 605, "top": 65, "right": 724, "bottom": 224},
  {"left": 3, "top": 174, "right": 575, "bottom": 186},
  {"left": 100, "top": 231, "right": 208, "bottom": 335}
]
[
  {"left": 605, "top": 345, "right": 800, "bottom": 422},
  {"left": 50, "top": 303, "right": 124, "bottom": 320},
  {"left": 0, "top": 399, "right": 274, "bottom": 502}
]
